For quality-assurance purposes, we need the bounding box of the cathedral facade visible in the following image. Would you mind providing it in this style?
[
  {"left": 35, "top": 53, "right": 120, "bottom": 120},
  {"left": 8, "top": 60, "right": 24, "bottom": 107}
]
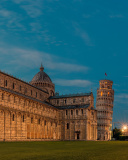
[{"left": 0, "top": 65, "right": 113, "bottom": 141}]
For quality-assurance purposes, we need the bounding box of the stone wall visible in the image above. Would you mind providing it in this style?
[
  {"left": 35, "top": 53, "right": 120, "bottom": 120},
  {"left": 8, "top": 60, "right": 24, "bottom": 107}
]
[
  {"left": 0, "top": 70, "right": 97, "bottom": 141},
  {"left": 49, "top": 93, "right": 94, "bottom": 107},
  {"left": 0, "top": 87, "right": 60, "bottom": 141},
  {"left": 59, "top": 106, "right": 97, "bottom": 140},
  {"left": 0, "top": 71, "right": 49, "bottom": 101}
]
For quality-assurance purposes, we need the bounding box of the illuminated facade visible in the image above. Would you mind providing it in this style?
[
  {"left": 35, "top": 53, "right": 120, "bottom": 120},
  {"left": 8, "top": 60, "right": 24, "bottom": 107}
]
[
  {"left": 0, "top": 65, "right": 97, "bottom": 141},
  {"left": 96, "top": 80, "right": 114, "bottom": 140}
]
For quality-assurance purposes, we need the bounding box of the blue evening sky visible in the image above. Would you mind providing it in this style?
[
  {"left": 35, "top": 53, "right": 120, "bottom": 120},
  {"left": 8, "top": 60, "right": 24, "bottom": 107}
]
[{"left": 0, "top": 0, "right": 128, "bottom": 125}]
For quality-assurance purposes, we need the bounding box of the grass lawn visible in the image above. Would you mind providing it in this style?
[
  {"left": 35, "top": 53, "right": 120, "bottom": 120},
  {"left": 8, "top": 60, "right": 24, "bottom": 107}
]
[{"left": 0, "top": 141, "right": 128, "bottom": 160}]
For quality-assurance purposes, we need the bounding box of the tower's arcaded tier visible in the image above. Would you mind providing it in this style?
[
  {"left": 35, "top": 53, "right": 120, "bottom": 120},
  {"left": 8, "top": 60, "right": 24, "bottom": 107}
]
[{"left": 96, "top": 80, "right": 114, "bottom": 140}]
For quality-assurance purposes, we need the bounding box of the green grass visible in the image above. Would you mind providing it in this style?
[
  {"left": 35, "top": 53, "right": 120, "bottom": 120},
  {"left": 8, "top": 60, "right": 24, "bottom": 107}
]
[{"left": 0, "top": 141, "right": 128, "bottom": 160}]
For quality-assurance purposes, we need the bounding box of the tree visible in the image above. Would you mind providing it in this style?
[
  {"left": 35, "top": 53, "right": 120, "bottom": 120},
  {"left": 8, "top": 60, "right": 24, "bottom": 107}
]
[{"left": 113, "top": 127, "right": 122, "bottom": 140}]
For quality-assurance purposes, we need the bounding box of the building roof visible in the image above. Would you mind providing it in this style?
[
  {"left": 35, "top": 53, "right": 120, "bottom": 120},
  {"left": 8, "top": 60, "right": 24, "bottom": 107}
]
[
  {"left": 31, "top": 71, "right": 52, "bottom": 83},
  {"left": 31, "top": 65, "right": 52, "bottom": 83},
  {"left": 49, "top": 92, "right": 92, "bottom": 99}
]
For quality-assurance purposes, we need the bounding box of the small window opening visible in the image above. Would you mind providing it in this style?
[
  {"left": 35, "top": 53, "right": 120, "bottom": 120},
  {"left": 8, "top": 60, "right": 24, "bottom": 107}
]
[
  {"left": 23, "top": 115, "right": 24, "bottom": 122},
  {"left": 31, "top": 117, "right": 33, "bottom": 123},
  {"left": 8, "top": 95, "right": 10, "bottom": 101},
  {"left": 12, "top": 114, "right": 14, "bottom": 121},
  {"left": 13, "top": 83, "right": 15, "bottom": 89},
  {"left": 5, "top": 80, "right": 7, "bottom": 87},
  {"left": 2, "top": 93, "right": 4, "bottom": 100},
  {"left": 67, "top": 123, "right": 69, "bottom": 129},
  {"left": 38, "top": 119, "right": 40, "bottom": 124}
]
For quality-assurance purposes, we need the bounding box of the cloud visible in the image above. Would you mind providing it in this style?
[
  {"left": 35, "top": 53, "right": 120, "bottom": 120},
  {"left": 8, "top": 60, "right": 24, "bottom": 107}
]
[
  {"left": 114, "top": 93, "right": 128, "bottom": 105},
  {"left": 0, "top": 8, "right": 26, "bottom": 31},
  {"left": 0, "top": 9, "right": 12, "bottom": 17},
  {"left": 109, "top": 14, "right": 124, "bottom": 18},
  {"left": 47, "top": 62, "right": 89, "bottom": 72},
  {"left": 0, "top": 2, "right": 62, "bottom": 46},
  {"left": 0, "top": 44, "right": 89, "bottom": 73},
  {"left": 83, "top": 14, "right": 92, "bottom": 19},
  {"left": 73, "top": 23, "right": 93, "bottom": 46},
  {"left": 54, "top": 79, "right": 92, "bottom": 87},
  {"left": 29, "top": 22, "right": 55, "bottom": 43},
  {"left": 115, "top": 94, "right": 128, "bottom": 99},
  {"left": 12, "top": 0, "right": 43, "bottom": 18}
]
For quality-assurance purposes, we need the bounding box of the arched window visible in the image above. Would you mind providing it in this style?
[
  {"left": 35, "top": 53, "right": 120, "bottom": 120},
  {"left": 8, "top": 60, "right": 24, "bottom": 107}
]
[
  {"left": 31, "top": 90, "right": 32, "bottom": 95},
  {"left": 31, "top": 117, "right": 33, "bottom": 123},
  {"left": 13, "top": 83, "right": 15, "bottom": 89},
  {"left": 44, "top": 120, "right": 46, "bottom": 126},
  {"left": 71, "top": 110, "right": 73, "bottom": 115},
  {"left": 2, "top": 93, "right": 4, "bottom": 100},
  {"left": 5, "top": 80, "right": 7, "bottom": 87},
  {"left": 25, "top": 88, "right": 27, "bottom": 94},
  {"left": 67, "top": 123, "right": 69, "bottom": 129},
  {"left": 76, "top": 110, "right": 78, "bottom": 115},
  {"left": 8, "top": 95, "right": 10, "bottom": 102},
  {"left": 82, "top": 98, "right": 84, "bottom": 102},
  {"left": 81, "top": 109, "right": 83, "bottom": 114},
  {"left": 73, "top": 99, "right": 76, "bottom": 103},
  {"left": 66, "top": 110, "right": 68, "bottom": 115},
  {"left": 23, "top": 115, "right": 24, "bottom": 122},
  {"left": 38, "top": 119, "right": 40, "bottom": 124},
  {"left": 101, "top": 85, "right": 104, "bottom": 88},
  {"left": 12, "top": 114, "right": 14, "bottom": 121},
  {"left": 20, "top": 85, "right": 21, "bottom": 91}
]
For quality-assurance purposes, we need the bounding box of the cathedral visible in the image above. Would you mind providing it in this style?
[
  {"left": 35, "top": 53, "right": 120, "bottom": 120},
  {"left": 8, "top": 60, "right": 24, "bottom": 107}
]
[{"left": 0, "top": 65, "right": 114, "bottom": 141}]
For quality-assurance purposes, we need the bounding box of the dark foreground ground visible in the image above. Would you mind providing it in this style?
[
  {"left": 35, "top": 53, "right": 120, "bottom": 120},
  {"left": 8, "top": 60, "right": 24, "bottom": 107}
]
[{"left": 0, "top": 141, "right": 128, "bottom": 160}]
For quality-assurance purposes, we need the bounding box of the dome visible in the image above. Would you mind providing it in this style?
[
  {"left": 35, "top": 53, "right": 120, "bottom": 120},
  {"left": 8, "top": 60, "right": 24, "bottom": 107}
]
[{"left": 31, "top": 64, "right": 52, "bottom": 83}]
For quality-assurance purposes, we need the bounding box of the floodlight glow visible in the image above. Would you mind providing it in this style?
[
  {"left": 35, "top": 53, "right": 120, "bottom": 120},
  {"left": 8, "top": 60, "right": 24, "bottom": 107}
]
[{"left": 123, "top": 126, "right": 127, "bottom": 130}]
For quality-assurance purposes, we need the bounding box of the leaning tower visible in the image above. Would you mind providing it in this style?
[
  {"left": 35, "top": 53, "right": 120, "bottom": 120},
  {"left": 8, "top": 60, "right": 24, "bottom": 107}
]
[{"left": 96, "top": 80, "right": 114, "bottom": 140}]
